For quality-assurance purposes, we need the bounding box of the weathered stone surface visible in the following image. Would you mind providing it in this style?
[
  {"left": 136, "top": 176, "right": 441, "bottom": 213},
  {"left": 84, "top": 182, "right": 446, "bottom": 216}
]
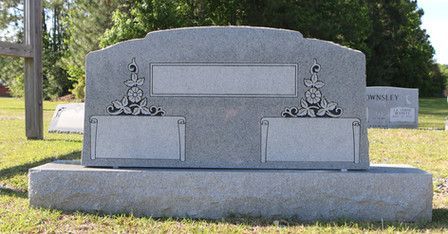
[
  {"left": 29, "top": 161, "right": 432, "bottom": 222},
  {"left": 48, "top": 103, "right": 84, "bottom": 134},
  {"left": 83, "top": 26, "right": 368, "bottom": 169},
  {"left": 366, "top": 87, "right": 419, "bottom": 128}
]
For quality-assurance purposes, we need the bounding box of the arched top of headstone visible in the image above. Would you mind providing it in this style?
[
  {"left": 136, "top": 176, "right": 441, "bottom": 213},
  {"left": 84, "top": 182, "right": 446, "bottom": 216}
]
[
  {"left": 367, "top": 86, "right": 419, "bottom": 92},
  {"left": 144, "top": 26, "right": 304, "bottom": 39},
  {"left": 91, "top": 26, "right": 363, "bottom": 61}
]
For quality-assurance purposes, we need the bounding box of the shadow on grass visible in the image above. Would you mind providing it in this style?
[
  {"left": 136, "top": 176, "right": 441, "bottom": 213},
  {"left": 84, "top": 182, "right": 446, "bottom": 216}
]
[
  {"left": 0, "top": 151, "right": 81, "bottom": 198},
  {"left": 0, "top": 150, "right": 80, "bottom": 181},
  {"left": 0, "top": 186, "right": 27, "bottom": 199},
  {"left": 430, "top": 208, "right": 448, "bottom": 228}
]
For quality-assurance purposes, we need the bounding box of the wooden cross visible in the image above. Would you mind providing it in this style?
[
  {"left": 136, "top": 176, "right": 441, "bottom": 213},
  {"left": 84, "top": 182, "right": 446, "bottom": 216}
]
[{"left": 0, "top": 0, "right": 43, "bottom": 139}]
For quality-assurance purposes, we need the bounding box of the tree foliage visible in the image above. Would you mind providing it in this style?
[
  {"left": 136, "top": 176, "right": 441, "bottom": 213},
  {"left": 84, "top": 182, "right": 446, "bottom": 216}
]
[
  {"left": 365, "top": 1, "right": 444, "bottom": 96},
  {"left": 0, "top": 0, "right": 22, "bottom": 41},
  {"left": 61, "top": 0, "right": 125, "bottom": 99},
  {"left": 42, "top": 0, "right": 72, "bottom": 99},
  {"left": 0, "top": 0, "right": 72, "bottom": 99},
  {"left": 0, "top": 56, "right": 23, "bottom": 96},
  {"left": 0, "top": 0, "right": 24, "bottom": 97},
  {"left": 1, "top": 0, "right": 446, "bottom": 98},
  {"left": 100, "top": 0, "right": 445, "bottom": 97},
  {"left": 100, "top": 0, "right": 371, "bottom": 52}
]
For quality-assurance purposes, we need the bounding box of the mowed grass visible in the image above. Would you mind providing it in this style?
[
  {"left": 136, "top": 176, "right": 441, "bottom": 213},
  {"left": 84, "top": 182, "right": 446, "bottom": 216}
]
[
  {"left": 0, "top": 97, "right": 447, "bottom": 233},
  {"left": 419, "top": 98, "right": 448, "bottom": 129}
]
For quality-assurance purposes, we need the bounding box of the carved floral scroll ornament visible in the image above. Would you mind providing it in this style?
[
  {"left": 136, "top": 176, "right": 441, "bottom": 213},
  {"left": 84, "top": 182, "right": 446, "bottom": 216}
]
[
  {"left": 282, "top": 59, "right": 342, "bottom": 118},
  {"left": 106, "top": 58, "right": 165, "bottom": 116}
]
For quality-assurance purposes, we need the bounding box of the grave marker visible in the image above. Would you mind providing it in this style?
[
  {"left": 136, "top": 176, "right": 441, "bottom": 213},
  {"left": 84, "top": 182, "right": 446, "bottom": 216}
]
[
  {"left": 82, "top": 26, "right": 368, "bottom": 170},
  {"left": 48, "top": 103, "right": 84, "bottom": 134},
  {"left": 366, "top": 86, "right": 419, "bottom": 128},
  {"left": 29, "top": 27, "right": 432, "bottom": 222}
]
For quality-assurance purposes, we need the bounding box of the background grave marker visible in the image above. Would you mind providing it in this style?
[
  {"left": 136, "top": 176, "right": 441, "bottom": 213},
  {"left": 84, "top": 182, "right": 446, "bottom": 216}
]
[{"left": 366, "top": 86, "right": 419, "bottom": 128}]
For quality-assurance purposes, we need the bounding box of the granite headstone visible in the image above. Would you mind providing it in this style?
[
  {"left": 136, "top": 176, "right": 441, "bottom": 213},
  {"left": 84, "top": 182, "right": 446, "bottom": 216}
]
[
  {"left": 49, "top": 103, "right": 85, "bottom": 134},
  {"left": 366, "top": 87, "right": 418, "bottom": 128},
  {"left": 29, "top": 27, "right": 433, "bottom": 222},
  {"left": 83, "top": 26, "right": 368, "bottom": 169}
]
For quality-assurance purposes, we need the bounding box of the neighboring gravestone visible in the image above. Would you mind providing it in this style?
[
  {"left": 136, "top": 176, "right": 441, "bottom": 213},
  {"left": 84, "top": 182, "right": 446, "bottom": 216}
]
[
  {"left": 82, "top": 26, "right": 368, "bottom": 170},
  {"left": 366, "top": 87, "right": 419, "bottom": 128},
  {"left": 48, "top": 103, "right": 84, "bottom": 134},
  {"left": 29, "top": 27, "right": 432, "bottom": 222}
]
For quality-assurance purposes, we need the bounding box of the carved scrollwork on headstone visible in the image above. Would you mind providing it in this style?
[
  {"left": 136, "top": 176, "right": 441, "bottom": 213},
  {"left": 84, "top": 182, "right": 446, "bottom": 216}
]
[
  {"left": 106, "top": 58, "right": 165, "bottom": 116},
  {"left": 282, "top": 59, "right": 342, "bottom": 118}
]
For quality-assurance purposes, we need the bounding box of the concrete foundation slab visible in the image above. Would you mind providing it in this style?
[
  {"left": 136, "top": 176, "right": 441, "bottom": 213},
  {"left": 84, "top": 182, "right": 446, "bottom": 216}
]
[{"left": 29, "top": 161, "right": 432, "bottom": 222}]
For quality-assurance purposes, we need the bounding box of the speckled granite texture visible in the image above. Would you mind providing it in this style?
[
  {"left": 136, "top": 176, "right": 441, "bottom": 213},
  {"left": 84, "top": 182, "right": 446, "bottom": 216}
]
[
  {"left": 83, "top": 26, "right": 369, "bottom": 169},
  {"left": 29, "top": 161, "right": 432, "bottom": 222}
]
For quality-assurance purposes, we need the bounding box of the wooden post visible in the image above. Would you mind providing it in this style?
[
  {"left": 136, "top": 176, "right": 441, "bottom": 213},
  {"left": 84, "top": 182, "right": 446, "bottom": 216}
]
[
  {"left": 0, "top": 42, "right": 33, "bottom": 58},
  {"left": 24, "top": 0, "right": 43, "bottom": 139},
  {"left": 0, "top": 0, "right": 43, "bottom": 139}
]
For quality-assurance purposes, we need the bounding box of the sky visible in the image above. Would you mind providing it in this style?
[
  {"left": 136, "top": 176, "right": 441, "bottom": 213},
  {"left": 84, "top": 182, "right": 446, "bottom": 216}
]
[{"left": 418, "top": 0, "right": 448, "bottom": 65}]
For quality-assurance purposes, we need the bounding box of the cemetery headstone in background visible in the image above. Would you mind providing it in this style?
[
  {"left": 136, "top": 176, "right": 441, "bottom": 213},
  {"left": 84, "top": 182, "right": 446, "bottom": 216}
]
[
  {"left": 29, "top": 27, "right": 432, "bottom": 222},
  {"left": 366, "top": 86, "right": 419, "bottom": 128},
  {"left": 48, "top": 103, "right": 84, "bottom": 134}
]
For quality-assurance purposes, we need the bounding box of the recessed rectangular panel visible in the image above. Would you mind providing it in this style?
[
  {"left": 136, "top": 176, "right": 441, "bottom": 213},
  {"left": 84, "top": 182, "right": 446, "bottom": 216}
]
[
  {"left": 261, "top": 118, "right": 360, "bottom": 162},
  {"left": 389, "top": 107, "right": 415, "bottom": 123},
  {"left": 151, "top": 64, "right": 297, "bottom": 97},
  {"left": 90, "top": 116, "right": 185, "bottom": 160}
]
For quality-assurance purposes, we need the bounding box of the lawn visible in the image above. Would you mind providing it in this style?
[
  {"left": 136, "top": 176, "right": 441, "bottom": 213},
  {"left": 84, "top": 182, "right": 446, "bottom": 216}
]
[
  {"left": 0, "top": 97, "right": 447, "bottom": 233},
  {"left": 419, "top": 98, "right": 448, "bottom": 129}
]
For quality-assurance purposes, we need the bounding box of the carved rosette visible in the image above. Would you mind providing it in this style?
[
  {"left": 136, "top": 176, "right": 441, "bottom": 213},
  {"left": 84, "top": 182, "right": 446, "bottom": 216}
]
[
  {"left": 106, "top": 58, "right": 165, "bottom": 116},
  {"left": 282, "top": 59, "right": 342, "bottom": 118}
]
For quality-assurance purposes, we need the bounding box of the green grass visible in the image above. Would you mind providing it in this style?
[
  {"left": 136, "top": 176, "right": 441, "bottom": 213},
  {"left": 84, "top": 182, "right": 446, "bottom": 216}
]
[
  {"left": 419, "top": 98, "right": 448, "bottom": 129},
  {"left": 0, "top": 97, "right": 447, "bottom": 233}
]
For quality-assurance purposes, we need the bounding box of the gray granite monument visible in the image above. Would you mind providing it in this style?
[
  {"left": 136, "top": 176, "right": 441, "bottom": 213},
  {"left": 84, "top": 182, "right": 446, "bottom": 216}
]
[
  {"left": 48, "top": 103, "right": 85, "bottom": 134},
  {"left": 366, "top": 86, "right": 419, "bottom": 128},
  {"left": 29, "top": 27, "right": 432, "bottom": 222},
  {"left": 82, "top": 26, "right": 368, "bottom": 170}
]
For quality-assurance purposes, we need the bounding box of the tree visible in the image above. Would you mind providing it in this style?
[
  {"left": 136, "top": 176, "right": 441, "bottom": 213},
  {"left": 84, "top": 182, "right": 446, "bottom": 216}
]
[
  {"left": 43, "top": 0, "right": 72, "bottom": 99},
  {"left": 100, "top": 0, "right": 195, "bottom": 47},
  {"left": 0, "top": 0, "right": 24, "bottom": 97},
  {"left": 62, "top": 0, "right": 124, "bottom": 99},
  {"left": 365, "top": 1, "right": 441, "bottom": 96},
  {"left": 240, "top": 0, "right": 371, "bottom": 52},
  {"left": 100, "top": 0, "right": 371, "bottom": 53},
  {"left": 1, "top": 0, "right": 442, "bottom": 97},
  {"left": 0, "top": 0, "right": 72, "bottom": 99},
  {"left": 0, "top": 0, "right": 23, "bottom": 41},
  {"left": 0, "top": 56, "right": 23, "bottom": 97},
  {"left": 100, "top": 0, "right": 442, "bottom": 96}
]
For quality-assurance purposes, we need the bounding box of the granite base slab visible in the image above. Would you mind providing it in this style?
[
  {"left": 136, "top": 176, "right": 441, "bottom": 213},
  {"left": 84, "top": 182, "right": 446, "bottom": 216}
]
[{"left": 28, "top": 161, "right": 432, "bottom": 222}]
